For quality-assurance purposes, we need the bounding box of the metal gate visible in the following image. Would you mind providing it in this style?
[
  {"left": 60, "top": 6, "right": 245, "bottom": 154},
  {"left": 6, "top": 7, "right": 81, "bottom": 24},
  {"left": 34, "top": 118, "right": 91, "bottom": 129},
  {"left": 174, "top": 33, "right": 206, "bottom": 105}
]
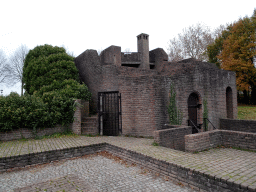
[{"left": 98, "top": 91, "right": 122, "bottom": 136}]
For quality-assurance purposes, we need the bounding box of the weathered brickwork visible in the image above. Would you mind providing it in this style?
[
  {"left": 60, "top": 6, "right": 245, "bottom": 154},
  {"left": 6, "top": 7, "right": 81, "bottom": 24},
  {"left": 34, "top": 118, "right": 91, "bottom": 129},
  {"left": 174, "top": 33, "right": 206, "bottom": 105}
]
[
  {"left": 0, "top": 143, "right": 105, "bottom": 172},
  {"left": 0, "top": 125, "right": 71, "bottom": 141},
  {"left": 220, "top": 118, "right": 256, "bottom": 133},
  {"left": 185, "top": 130, "right": 222, "bottom": 152},
  {"left": 154, "top": 125, "right": 192, "bottom": 151},
  {"left": 167, "top": 61, "right": 237, "bottom": 130},
  {"left": 222, "top": 130, "right": 256, "bottom": 150},
  {"left": 185, "top": 129, "right": 256, "bottom": 153},
  {"left": 72, "top": 99, "right": 82, "bottom": 135},
  {"left": 75, "top": 33, "right": 237, "bottom": 137},
  {"left": 1, "top": 142, "right": 252, "bottom": 192}
]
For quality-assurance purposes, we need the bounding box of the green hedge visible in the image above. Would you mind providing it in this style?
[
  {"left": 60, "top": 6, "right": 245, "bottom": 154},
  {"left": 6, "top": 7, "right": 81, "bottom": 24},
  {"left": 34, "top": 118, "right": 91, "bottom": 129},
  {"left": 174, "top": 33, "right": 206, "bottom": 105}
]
[
  {"left": 0, "top": 92, "right": 77, "bottom": 132},
  {"left": 0, "top": 45, "right": 92, "bottom": 133}
]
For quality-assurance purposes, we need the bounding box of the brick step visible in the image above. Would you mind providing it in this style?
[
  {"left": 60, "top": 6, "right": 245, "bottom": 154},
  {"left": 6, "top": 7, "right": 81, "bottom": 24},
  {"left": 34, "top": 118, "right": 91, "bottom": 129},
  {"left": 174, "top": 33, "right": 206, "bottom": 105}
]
[
  {"left": 81, "top": 127, "right": 98, "bottom": 135},
  {"left": 81, "top": 122, "right": 97, "bottom": 127},
  {"left": 81, "top": 116, "right": 98, "bottom": 122}
]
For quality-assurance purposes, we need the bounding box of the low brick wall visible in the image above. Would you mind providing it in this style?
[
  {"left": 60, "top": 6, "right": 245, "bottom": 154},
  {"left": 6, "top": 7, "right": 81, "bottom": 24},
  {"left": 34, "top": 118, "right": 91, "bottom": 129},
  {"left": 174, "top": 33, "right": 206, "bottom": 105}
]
[
  {"left": 220, "top": 118, "right": 256, "bottom": 133},
  {"left": 154, "top": 125, "right": 192, "bottom": 151},
  {"left": 185, "top": 129, "right": 256, "bottom": 153},
  {"left": 0, "top": 143, "right": 105, "bottom": 172},
  {"left": 106, "top": 144, "right": 250, "bottom": 192},
  {"left": 222, "top": 130, "right": 256, "bottom": 150},
  {"left": 0, "top": 125, "right": 71, "bottom": 141},
  {"left": 185, "top": 130, "right": 221, "bottom": 152},
  {"left": 0, "top": 142, "right": 252, "bottom": 191}
]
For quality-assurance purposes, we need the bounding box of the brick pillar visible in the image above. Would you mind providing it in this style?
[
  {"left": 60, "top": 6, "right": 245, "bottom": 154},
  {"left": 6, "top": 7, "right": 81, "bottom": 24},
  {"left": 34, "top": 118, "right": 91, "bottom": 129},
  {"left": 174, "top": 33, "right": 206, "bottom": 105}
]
[{"left": 72, "top": 99, "right": 81, "bottom": 135}]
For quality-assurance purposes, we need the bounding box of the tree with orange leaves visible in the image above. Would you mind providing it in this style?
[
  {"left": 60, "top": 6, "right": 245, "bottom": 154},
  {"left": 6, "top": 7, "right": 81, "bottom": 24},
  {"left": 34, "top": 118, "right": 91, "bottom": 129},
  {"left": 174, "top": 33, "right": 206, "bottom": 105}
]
[{"left": 207, "top": 9, "right": 256, "bottom": 104}]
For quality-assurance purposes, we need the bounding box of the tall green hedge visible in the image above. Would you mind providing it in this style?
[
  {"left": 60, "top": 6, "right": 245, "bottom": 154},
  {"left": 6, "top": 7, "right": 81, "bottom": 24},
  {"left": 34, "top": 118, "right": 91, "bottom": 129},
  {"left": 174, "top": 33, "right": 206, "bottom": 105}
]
[{"left": 0, "top": 45, "right": 91, "bottom": 132}]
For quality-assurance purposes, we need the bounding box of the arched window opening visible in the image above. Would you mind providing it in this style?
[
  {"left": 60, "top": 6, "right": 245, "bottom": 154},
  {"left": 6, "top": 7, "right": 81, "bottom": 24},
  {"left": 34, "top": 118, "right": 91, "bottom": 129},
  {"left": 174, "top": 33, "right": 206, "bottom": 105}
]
[{"left": 226, "top": 87, "right": 233, "bottom": 119}]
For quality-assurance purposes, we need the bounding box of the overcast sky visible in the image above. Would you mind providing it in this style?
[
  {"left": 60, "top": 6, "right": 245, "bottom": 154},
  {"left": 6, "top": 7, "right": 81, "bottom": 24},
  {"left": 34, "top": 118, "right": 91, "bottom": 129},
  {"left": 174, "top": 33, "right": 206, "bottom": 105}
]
[{"left": 0, "top": 0, "right": 255, "bottom": 95}]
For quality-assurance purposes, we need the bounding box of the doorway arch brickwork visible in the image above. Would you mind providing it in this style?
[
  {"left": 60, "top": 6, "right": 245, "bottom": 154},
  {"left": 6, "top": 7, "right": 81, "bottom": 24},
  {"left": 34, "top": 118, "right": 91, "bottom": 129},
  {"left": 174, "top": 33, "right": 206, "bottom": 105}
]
[{"left": 187, "top": 92, "right": 202, "bottom": 133}]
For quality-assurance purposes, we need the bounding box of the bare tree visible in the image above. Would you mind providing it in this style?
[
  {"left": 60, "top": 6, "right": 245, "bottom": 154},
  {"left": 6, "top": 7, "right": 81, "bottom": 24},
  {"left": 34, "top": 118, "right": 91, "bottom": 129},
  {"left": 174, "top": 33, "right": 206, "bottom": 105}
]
[
  {"left": 124, "top": 48, "right": 132, "bottom": 54},
  {"left": 0, "top": 49, "right": 12, "bottom": 84},
  {"left": 167, "top": 23, "right": 214, "bottom": 62},
  {"left": 61, "top": 44, "right": 75, "bottom": 57},
  {"left": 9, "top": 44, "right": 29, "bottom": 95},
  {"left": 213, "top": 24, "right": 227, "bottom": 38}
]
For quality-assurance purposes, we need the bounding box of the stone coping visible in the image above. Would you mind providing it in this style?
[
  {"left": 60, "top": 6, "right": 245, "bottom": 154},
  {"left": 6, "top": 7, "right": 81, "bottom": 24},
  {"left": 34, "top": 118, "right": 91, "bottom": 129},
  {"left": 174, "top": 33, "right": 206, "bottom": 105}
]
[{"left": 1, "top": 136, "right": 256, "bottom": 191}]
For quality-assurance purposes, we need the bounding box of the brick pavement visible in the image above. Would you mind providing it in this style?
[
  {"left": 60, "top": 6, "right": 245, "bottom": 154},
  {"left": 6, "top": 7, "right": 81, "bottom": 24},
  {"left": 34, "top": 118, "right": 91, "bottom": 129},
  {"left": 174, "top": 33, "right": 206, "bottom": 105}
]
[
  {"left": 1, "top": 152, "right": 195, "bottom": 192},
  {"left": 0, "top": 135, "right": 256, "bottom": 191}
]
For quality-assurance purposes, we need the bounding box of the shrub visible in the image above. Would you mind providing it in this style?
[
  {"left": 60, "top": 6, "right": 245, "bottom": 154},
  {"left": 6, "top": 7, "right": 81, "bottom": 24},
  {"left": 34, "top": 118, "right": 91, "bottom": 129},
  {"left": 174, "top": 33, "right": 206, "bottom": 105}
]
[
  {"left": 0, "top": 45, "right": 92, "bottom": 132},
  {"left": 0, "top": 93, "right": 50, "bottom": 131}
]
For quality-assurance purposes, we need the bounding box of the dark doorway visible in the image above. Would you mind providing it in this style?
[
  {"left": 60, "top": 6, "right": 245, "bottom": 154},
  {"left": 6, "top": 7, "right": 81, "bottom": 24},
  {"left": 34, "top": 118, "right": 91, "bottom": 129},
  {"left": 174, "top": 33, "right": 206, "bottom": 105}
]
[
  {"left": 188, "top": 93, "right": 200, "bottom": 133},
  {"left": 226, "top": 87, "right": 233, "bottom": 119},
  {"left": 98, "top": 91, "right": 122, "bottom": 136}
]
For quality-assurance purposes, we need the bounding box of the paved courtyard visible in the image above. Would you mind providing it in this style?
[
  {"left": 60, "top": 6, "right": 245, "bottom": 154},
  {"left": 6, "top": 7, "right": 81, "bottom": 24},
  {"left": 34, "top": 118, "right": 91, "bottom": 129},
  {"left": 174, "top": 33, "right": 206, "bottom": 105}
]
[
  {"left": 1, "top": 152, "right": 195, "bottom": 192},
  {"left": 1, "top": 135, "right": 256, "bottom": 191}
]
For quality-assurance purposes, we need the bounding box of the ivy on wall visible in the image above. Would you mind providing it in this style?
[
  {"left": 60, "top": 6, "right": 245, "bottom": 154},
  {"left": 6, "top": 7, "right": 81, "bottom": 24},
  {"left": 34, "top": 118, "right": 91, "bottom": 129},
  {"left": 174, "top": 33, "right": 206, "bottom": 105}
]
[{"left": 168, "top": 83, "right": 183, "bottom": 125}]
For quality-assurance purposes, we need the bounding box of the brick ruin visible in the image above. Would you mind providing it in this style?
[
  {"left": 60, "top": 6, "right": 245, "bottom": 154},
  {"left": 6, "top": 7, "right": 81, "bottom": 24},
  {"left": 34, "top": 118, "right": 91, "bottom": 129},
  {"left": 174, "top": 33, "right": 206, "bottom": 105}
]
[{"left": 75, "top": 33, "right": 237, "bottom": 137}]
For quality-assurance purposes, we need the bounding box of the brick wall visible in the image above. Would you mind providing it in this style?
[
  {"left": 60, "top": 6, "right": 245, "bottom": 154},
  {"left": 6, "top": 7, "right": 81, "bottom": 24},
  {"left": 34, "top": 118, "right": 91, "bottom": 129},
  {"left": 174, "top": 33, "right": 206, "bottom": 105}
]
[
  {"left": 105, "top": 144, "right": 250, "bottom": 192},
  {"left": 119, "top": 73, "right": 170, "bottom": 136},
  {"left": 0, "top": 125, "right": 71, "bottom": 141},
  {"left": 222, "top": 130, "right": 256, "bottom": 150},
  {"left": 154, "top": 125, "right": 192, "bottom": 151},
  {"left": 185, "top": 130, "right": 222, "bottom": 152},
  {"left": 75, "top": 50, "right": 103, "bottom": 110},
  {"left": 72, "top": 99, "right": 82, "bottom": 135},
  {"left": 75, "top": 48, "right": 237, "bottom": 137},
  {"left": 0, "top": 143, "right": 105, "bottom": 172},
  {"left": 170, "top": 62, "right": 237, "bottom": 130},
  {"left": 220, "top": 118, "right": 256, "bottom": 133},
  {"left": 185, "top": 129, "right": 256, "bottom": 153}
]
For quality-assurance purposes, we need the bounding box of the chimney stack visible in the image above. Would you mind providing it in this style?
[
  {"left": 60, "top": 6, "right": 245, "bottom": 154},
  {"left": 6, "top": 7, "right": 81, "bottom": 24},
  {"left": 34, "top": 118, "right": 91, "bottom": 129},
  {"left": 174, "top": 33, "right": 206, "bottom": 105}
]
[{"left": 137, "top": 33, "right": 149, "bottom": 69}]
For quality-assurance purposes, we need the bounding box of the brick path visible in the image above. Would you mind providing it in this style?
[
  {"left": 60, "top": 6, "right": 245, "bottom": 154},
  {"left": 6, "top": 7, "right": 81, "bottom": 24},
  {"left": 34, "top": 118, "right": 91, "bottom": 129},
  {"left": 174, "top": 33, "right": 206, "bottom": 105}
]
[
  {"left": 1, "top": 135, "right": 256, "bottom": 191},
  {"left": 1, "top": 152, "right": 195, "bottom": 192}
]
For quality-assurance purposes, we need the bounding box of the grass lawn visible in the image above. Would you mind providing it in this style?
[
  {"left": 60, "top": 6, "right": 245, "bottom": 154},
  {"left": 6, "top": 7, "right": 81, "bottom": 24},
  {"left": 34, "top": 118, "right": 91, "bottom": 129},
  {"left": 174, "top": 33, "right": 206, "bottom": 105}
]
[{"left": 238, "top": 105, "right": 256, "bottom": 120}]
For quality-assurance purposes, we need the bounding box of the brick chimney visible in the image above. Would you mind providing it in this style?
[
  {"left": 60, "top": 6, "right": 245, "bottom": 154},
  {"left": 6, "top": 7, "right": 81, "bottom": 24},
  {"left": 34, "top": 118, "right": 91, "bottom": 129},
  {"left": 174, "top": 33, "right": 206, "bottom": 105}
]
[{"left": 137, "top": 33, "right": 149, "bottom": 69}]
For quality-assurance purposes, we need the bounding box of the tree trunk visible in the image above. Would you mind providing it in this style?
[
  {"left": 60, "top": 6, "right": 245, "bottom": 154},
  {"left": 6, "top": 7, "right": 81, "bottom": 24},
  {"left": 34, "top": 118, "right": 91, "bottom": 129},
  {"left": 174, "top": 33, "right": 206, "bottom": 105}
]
[
  {"left": 243, "top": 90, "right": 249, "bottom": 104},
  {"left": 21, "top": 79, "right": 23, "bottom": 96},
  {"left": 251, "top": 86, "right": 256, "bottom": 105}
]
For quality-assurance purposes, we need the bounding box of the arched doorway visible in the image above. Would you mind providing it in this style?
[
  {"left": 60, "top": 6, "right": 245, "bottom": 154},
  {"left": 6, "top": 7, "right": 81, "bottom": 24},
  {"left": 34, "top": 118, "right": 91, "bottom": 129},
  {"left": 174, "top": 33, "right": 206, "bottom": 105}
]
[
  {"left": 188, "top": 92, "right": 200, "bottom": 133},
  {"left": 226, "top": 87, "right": 233, "bottom": 119}
]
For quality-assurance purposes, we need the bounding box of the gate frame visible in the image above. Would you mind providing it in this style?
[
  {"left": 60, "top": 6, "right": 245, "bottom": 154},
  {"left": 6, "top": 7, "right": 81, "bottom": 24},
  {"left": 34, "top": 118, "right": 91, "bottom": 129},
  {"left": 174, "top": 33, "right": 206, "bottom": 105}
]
[{"left": 98, "top": 91, "right": 122, "bottom": 136}]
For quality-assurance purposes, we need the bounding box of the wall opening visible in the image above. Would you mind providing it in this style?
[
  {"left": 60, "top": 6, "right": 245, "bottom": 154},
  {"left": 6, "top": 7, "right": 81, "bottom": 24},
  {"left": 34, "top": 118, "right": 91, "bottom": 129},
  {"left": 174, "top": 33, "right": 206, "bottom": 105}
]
[
  {"left": 226, "top": 87, "right": 233, "bottom": 119},
  {"left": 188, "top": 92, "right": 202, "bottom": 133}
]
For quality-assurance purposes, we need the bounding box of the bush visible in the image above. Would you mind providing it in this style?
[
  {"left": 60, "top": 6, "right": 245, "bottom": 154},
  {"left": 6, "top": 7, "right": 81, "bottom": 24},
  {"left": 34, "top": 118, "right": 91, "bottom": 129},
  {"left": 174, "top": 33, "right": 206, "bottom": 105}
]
[
  {"left": 0, "top": 93, "right": 49, "bottom": 131},
  {"left": 0, "top": 45, "right": 92, "bottom": 132},
  {"left": 0, "top": 92, "right": 83, "bottom": 132}
]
